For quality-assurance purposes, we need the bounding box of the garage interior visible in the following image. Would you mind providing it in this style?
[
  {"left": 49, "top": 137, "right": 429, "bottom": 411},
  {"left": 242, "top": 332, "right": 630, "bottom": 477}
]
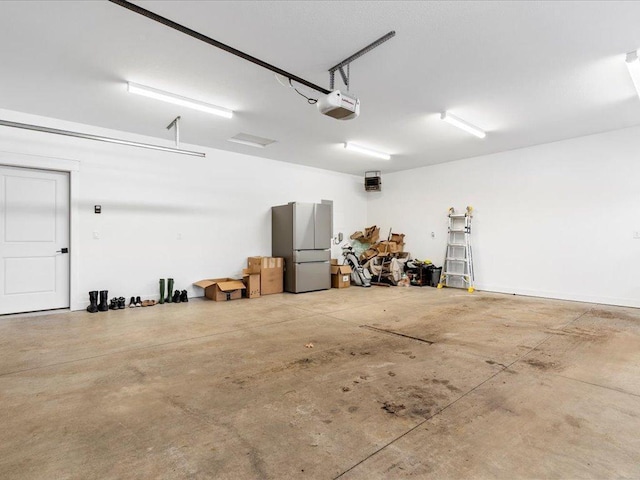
[{"left": 1, "top": 1, "right": 639, "bottom": 479}]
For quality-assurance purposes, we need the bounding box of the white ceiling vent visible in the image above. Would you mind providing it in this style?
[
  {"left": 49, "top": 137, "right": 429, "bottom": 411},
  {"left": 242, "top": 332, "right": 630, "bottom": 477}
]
[{"left": 228, "top": 133, "right": 277, "bottom": 148}]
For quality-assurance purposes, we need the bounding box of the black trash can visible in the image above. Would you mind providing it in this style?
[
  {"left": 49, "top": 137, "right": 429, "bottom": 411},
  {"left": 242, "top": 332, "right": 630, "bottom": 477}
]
[{"left": 428, "top": 267, "right": 442, "bottom": 287}]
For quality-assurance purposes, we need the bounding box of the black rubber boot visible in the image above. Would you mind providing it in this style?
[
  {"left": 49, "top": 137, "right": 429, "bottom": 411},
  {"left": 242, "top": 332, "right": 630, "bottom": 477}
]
[
  {"left": 172, "top": 290, "right": 181, "bottom": 303},
  {"left": 86, "top": 291, "right": 99, "bottom": 313},
  {"left": 118, "top": 297, "right": 126, "bottom": 309},
  {"left": 180, "top": 290, "right": 188, "bottom": 302},
  {"left": 166, "top": 278, "right": 174, "bottom": 303},
  {"left": 159, "top": 279, "right": 165, "bottom": 304},
  {"left": 98, "top": 290, "right": 109, "bottom": 312}
]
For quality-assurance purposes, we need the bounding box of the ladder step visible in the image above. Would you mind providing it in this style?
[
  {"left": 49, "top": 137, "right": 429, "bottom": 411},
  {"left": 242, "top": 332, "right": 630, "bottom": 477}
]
[
  {"left": 446, "top": 258, "right": 467, "bottom": 262},
  {"left": 449, "top": 229, "right": 467, "bottom": 233},
  {"left": 449, "top": 214, "right": 466, "bottom": 218},
  {"left": 443, "top": 272, "right": 469, "bottom": 277},
  {"left": 447, "top": 243, "right": 467, "bottom": 247}
]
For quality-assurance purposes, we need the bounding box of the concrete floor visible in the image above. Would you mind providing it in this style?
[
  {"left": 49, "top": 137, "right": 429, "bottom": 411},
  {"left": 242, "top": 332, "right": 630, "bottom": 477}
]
[{"left": 1, "top": 287, "right": 639, "bottom": 479}]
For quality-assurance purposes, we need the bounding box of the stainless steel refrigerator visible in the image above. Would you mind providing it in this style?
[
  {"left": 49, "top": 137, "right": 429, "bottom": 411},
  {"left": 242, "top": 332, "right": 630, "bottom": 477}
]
[{"left": 272, "top": 202, "right": 332, "bottom": 293}]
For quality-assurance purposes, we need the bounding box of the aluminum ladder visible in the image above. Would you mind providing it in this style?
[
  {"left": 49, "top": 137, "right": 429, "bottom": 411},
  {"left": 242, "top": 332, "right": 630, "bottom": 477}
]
[{"left": 437, "top": 206, "right": 475, "bottom": 293}]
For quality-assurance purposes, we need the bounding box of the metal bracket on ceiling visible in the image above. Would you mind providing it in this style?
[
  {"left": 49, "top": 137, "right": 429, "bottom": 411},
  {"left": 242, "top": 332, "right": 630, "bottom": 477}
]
[
  {"left": 166, "top": 116, "right": 181, "bottom": 148},
  {"left": 328, "top": 31, "right": 395, "bottom": 91}
]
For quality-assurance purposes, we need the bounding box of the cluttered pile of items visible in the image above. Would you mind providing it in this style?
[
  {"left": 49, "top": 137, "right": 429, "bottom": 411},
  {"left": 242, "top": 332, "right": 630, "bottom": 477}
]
[{"left": 344, "top": 225, "right": 442, "bottom": 287}]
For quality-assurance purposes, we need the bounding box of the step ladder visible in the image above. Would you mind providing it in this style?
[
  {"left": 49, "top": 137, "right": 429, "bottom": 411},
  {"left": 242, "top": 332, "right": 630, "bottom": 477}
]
[{"left": 438, "top": 206, "right": 475, "bottom": 293}]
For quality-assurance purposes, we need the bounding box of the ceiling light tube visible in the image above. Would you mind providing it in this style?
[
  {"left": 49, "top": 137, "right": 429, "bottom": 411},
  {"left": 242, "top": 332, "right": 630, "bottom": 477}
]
[
  {"left": 127, "top": 82, "right": 233, "bottom": 118},
  {"left": 441, "top": 112, "right": 486, "bottom": 138},
  {"left": 625, "top": 51, "right": 640, "bottom": 99},
  {"left": 344, "top": 142, "right": 391, "bottom": 160}
]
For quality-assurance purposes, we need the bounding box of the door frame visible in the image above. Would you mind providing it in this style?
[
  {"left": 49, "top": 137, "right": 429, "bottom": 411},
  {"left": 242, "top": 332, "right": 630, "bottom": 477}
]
[{"left": 0, "top": 150, "right": 80, "bottom": 311}]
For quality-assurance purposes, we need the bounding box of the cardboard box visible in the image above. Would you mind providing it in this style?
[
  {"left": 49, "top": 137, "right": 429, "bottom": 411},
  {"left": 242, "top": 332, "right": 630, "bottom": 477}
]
[
  {"left": 193, "top": 278, "right": 246, "bottom": 301},
  {"left": 376, "top": 241, "right": 391, "bottom": 254},
  {"left": 360, "top": 248, "right": 378, "bottom": 261},
  {"left": 390, "top": 233, "right": 405, "bottom": 244},
  {"left": 331, "top": 258, "right": 339, "bottom": 265},
  {"left": 242, "top": 272, "right": 261, "bottom": 299},
  {"left": 331, "top": 264, "right": 352, "bottom": 288},
  {"left": 365, "top": 226, "right": 380, "bottom": 244},
  {"left": 247, "top": 256, "right": 284, "bottom": 295},
  {"left": 349, "top": 225, "right": 380, "bottom": 244}
]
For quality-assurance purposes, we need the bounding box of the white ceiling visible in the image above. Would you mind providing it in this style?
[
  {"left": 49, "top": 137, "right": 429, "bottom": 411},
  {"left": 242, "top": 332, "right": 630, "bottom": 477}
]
[{"left": 1, "top": 1, "right": 640, "bottom": 175}]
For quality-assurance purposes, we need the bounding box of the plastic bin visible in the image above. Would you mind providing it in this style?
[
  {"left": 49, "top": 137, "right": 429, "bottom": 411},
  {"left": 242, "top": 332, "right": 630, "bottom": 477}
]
[{"left": 428, "top": 267, "right": 442, "bottom": 287}]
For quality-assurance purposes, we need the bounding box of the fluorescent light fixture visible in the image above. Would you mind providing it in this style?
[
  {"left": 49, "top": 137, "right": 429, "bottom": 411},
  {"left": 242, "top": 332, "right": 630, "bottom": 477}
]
[
  {"left": 344, "top": 142, "right": 391, "bottom": 160},
  {"left": 626, "top": 51, "right": 640, "bottom": 98},
  {"left": 127, "top": 82, "right": 233, "bottom": 118},
  {"left": 228, "top": 133, "right": 276, "bottom": 148},
  {"left": 441, "top": 112, "right": 486, "bottom": 138}
]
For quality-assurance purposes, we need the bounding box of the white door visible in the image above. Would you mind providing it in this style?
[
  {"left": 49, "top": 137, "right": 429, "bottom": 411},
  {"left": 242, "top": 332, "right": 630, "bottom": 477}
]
[{"left": 0, "top": 166, "right": 70, "bottom": 314}]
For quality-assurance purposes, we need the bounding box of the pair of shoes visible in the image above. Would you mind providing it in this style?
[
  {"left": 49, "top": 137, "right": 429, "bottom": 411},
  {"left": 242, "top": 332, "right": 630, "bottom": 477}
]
[
  {"left": 87, "top": 290, "right": 109, "bottom": 313},
  {"left": 141, "top": 300, "right": 156, "bottom": 307},
  {"left": 129, "top": 296, "right": 142, "bottom": 308},
  {"left": 109, "top": 298, "right": 118, "bottom": 310}
]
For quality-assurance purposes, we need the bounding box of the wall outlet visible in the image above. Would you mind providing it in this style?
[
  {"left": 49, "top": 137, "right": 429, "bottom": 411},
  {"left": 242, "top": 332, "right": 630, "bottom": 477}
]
[{"left": 431, "top": 231, "right": 435, "bottom": 239}]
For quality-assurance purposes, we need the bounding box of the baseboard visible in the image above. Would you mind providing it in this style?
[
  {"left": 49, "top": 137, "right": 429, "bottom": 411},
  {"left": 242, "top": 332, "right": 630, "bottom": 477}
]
[{"left": 474, "top": 284, "right": 640, "bottom": 309}]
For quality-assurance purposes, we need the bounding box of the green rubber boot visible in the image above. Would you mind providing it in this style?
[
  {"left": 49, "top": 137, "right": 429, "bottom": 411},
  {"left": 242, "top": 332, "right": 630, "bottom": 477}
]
[
  {"left": 166, "top": 278, "right": 174, "bottom": 303},
  {"left": 159, "top": 279, "right": 165, "bottom": 304}
]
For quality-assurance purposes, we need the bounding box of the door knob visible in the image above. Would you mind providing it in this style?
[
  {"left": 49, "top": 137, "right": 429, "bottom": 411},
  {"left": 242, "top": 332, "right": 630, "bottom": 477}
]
[{"left": 56, "top": 248, "right": 69, "bottom": 254}]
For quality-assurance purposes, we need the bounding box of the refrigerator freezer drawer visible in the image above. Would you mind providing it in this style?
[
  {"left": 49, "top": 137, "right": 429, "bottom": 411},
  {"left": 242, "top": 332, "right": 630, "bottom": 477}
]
[
  {"left": 294, "top": 262, "right": 331, "bottom": 293},
  {"left": 293, "top": 250, "right": 331, "bottom": 263}
]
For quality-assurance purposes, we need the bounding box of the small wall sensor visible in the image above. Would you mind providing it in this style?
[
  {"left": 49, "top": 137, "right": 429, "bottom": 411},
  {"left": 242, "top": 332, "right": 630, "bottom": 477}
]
[{"left": 94, "top": 205, "right": 102, "bottom": 214}]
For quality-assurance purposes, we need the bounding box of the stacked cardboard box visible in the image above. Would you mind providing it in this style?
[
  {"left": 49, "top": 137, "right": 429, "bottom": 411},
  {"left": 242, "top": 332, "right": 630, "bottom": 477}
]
[
  {"left": 243, "top": 256, "right": 284, "bottom": 297},
  {"left": 371, "top": 233, "right": 405, "bottom": 255},
  {"left": 350, "top": 225, "right": 380, "bottom": 244},
  {"left": 355, "top": 232, "right": 407, "bottom": 262},
  {"left": 242, "top": 271, "right": 261, "bottom": 299},
  {"left": 330, "top": 259, "right": 352, "bottom": 288}
]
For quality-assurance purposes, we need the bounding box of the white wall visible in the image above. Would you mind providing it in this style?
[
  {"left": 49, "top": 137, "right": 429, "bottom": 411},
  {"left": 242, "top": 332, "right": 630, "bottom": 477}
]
[
  {"left": 0, "top": 109, "right": 368, "bottom": 310},
  {"left": 368, "top": 126, "right": 640, "bottom": 308}
]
